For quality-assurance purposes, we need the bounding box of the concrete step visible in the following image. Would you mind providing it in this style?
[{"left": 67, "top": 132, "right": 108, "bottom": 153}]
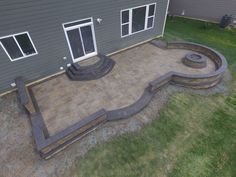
[{"left": 66, "top": 54, "right": 115, "bottom": 81}]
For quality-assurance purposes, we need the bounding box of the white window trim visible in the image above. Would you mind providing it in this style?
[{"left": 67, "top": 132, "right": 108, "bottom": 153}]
[
  {"left": 161, "top": 0, "right": 170, "bottom": 36},
  {"left": 120, "top": 3, "right": 157, "bottom": 38},
  {"left": 63, "top": 18, "right": 92, "bottom": 29},
  {"left": 62, "top": 17, "right": 98, "bottom": 63},
  {"left": 0, "top": 31, "right": 38, "bottom": 61}
]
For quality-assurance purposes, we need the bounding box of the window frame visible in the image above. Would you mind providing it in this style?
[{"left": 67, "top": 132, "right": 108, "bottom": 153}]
[
  {"left": 120, "top": 3, "right": 157, "bottom": 38},
  {"left": 0, "top": 31, "right": 38, "bottom": 61},
  {"left": 62, "top": 17, "right": 98, "bottom": 62}
]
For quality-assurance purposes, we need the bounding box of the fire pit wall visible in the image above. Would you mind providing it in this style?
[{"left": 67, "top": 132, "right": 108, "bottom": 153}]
[
  {"left": 166, "top": 42, "right": 228, "bottom": 89},
  {"left": 182, "top": 52, "right": 207, "bottom": 69}
]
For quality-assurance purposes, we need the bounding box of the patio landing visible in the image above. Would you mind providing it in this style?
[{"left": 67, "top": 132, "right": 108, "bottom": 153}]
[{"left": 31, "top": 43, "right": 215, "bottom": 136}]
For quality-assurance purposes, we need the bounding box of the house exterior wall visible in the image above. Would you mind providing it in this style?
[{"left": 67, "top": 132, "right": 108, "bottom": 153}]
[
  {"left": 169, "top": 0, "right": 236, "bottom": 22},
  {"left": 0, "top": 0, "right": 169, "bottom": 94}
]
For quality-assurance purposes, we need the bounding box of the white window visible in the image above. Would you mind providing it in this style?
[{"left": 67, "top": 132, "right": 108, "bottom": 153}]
[
  {"left": 0, "top": 32, "right": 38, "bottom": 61},
  {"left": 63, "top": 17, "right": 98, "bottom": 62},
  {"left": 121, "top": 3, "right": 156, "bottom": 37}
]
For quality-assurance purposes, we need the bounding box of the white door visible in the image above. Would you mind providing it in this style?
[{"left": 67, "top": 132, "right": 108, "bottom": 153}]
[{"left": 63, "top": 18, "right": 97, "bottom": 63}]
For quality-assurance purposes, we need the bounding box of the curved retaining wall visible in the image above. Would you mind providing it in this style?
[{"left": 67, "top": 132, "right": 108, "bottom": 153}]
[
  {"left": 167, "top": 42, "right": 227, "bottom": 88},
  {"left": 107, "top": 40, "right": 228, "bottom": 120},
  {"left": 20, "top": 40, "right": 228, "bottom": 159}
]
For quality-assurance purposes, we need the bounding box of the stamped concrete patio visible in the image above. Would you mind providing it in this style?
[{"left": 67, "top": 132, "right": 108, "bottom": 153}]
[{"left": 31, "top": 43, "right": 215, "bottom": 136}]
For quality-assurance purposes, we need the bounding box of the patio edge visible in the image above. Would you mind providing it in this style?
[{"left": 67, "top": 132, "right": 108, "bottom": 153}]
[{"left": 15, "top": 40, "right": 228, "bottom": 159}]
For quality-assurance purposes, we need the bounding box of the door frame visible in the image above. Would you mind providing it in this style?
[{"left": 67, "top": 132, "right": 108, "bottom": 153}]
[{"left": 63, "top": 17, "right": 98, "bottom": 63}]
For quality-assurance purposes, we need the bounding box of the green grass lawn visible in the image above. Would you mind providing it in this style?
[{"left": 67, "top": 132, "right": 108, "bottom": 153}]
[{"left": 74, "top": 17, "right": 236, "bottom": 177}]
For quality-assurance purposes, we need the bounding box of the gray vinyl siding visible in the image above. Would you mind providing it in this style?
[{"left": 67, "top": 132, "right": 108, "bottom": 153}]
[
  {"left": 0, "top": 0, "right": 168, "bottom": 94},
  {"left": 169, "top": 0, "right": 236, "bottom": 22}
]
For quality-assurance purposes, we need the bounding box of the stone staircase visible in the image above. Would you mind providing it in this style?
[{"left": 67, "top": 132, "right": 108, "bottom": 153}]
[{"left": 66, "top": 53, "right": 115, "bottom": 81}]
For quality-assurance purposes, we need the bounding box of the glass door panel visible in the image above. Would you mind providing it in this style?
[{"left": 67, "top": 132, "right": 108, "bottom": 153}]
[
  {"left": 80, "top": 25, "right": 95, "bottom": 54},
  {"left": 64, "top": 18, "right": 97, "bottom": 62},
  {"left": 67, "top": 28, "right": 84, "bottom": 59}
]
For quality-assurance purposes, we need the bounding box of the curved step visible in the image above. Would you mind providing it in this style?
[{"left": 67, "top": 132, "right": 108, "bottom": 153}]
[
  {"left": 68, "top": 60, "right": 115, "bottom": 81},
  {"left": 69, "top": 54, "right": 109, "bottom": 75},
  {"left": 71, "top": 54, "right": 106, "bottom": 74},
  {"left": 66, "top": 53, "right": 115, "bottom": 81}
]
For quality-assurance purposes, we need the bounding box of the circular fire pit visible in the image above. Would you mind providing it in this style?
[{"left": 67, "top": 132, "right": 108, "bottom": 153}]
[{"left": 183, "top": 52, "right": 207, "bottom": 68}]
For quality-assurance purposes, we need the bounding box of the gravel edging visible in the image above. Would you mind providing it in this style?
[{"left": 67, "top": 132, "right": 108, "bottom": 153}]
[
  {"left": 0, "top": 73, "right": 231, "bottom": 176},
  {"left": 68, "top": 69, "right": 231, "bottom": 177}
]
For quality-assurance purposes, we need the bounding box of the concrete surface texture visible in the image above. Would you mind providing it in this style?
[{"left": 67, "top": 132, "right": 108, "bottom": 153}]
[
  {"left": 1, "top": 42, "right": 226, "bottom": 177},
  {"left": 0, "top": 77, "right": 230, "bottom": 177},
  {"left": 31, "top": 43, "right": 215, "bottom": 136}
]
